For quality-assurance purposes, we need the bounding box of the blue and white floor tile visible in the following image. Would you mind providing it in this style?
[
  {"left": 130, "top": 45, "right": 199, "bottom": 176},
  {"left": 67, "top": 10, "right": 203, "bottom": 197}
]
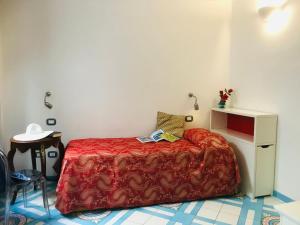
[{"left": 8, "top": 182, "right": 282, "bottom": 225}]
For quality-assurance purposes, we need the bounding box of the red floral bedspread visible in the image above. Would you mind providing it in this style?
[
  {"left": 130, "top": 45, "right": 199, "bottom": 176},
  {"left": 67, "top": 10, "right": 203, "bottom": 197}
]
[{"left": 56, "top": 129, "right": 240, "bottom": 214}]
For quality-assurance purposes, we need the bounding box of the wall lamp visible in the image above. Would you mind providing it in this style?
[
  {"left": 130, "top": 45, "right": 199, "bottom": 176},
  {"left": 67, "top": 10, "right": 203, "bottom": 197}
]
[
  {"left": 44, "top": 91, "right": 53, "bottom": 109},
  {"left": 188, "top": 93, "right": 199, "bottom": 111},
  {"left": 257, "top": 0, "right": 288, "bottom": 20},
  {"left": 257, "top": 0, "right": 291, "bottom": 34}
]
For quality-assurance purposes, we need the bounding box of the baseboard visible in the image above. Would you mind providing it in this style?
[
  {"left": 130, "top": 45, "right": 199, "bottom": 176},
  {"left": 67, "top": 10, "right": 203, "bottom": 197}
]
[
  {"left": 273, "top": 190, "right": 294, "bottom": 203},
  {"left": 46, "top": 176, "right": 58, "bottom": 181}
]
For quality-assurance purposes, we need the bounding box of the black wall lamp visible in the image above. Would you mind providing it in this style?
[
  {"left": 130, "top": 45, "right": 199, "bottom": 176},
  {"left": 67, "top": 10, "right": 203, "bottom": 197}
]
[{"left": 188, "top": 93, "right": 199, "bottom": 110}]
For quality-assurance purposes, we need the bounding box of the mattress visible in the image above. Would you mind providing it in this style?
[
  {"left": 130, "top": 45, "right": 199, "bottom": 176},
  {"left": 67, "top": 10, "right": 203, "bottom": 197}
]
[{"left": 56, "top": 133, "right": 240, "bottom": 214}]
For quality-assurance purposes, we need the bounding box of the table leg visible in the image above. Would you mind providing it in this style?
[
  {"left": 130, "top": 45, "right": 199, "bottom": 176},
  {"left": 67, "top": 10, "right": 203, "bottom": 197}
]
[
  {"left": 31, "top": 149, "right": 38, "bottom": 190},
  {"left": 7, "top": 145, "right": 18, "bottom": 204},
  {"left": 7, "top": 145, "right": 16, "bottom": 171},
  {"left": 40, "top": 145, "right": 47, "bottom": 179},
  {"left": 31, "top": 149, "right": 37, "bottom": 170},
  {"left": 53, "top": 141, "right": 65, "bottom": 176}
]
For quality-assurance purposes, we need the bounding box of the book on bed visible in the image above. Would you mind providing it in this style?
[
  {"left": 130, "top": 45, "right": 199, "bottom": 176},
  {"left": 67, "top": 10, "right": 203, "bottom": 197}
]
[{"left": 136, "top": 129, "right": 179, "bottom": 143}]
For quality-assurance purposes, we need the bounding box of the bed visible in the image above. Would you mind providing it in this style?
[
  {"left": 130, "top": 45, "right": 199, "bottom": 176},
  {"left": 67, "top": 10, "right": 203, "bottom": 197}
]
[{"left": 56, "top": 128, "right": 240, "bottom": 214}]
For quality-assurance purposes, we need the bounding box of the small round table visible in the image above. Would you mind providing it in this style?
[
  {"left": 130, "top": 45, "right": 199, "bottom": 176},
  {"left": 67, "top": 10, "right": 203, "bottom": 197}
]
[
  {"left": 7, "top": 132, "right": 65, "bottom": 179},
  {"left": 7, "top": 132, "right": 65, "bottom": 203}
]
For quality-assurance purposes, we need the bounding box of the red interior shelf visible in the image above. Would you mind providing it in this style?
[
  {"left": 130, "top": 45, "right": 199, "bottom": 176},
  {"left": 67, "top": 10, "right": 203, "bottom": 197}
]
[{"left": 227, "top": 114, "right": 254, "bottom": 136}]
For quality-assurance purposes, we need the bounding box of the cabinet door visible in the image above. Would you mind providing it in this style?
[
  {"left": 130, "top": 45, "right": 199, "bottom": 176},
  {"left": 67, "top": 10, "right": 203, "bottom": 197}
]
[
  {"left": 226, "top": 138, "right": 255, "bottom": 198},
  {"left": 255, "top": 145, "right": 276, "bottom": 197}
]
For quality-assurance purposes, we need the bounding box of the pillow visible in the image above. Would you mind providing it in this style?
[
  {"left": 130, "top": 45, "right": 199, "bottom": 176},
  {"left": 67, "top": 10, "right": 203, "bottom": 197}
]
[
  {"left": 184, "top": 128, "right": 211, "bottom": 143},
  {"left": 184, "top": 128, "right": 229, "bottom": 149},
  {"left": 156, "top": 112, "right": 185, "bottom": 138}
]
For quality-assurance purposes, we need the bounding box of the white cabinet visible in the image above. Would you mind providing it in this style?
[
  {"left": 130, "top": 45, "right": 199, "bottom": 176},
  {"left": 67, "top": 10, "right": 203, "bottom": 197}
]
[{"left": 210, "top": 108, "right": 277, "bottom": 198}]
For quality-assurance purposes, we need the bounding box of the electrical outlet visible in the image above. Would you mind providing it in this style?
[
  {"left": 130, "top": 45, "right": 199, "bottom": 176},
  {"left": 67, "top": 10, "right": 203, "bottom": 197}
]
[
  {"left": 46, "top": 118, "right": 56, "bottom": 126},
  {"left": 185, "top": 115, "right": 194, "bottom": 122},
  {"left": 48, "top": 151, "right": 58, "bottom": 158}
]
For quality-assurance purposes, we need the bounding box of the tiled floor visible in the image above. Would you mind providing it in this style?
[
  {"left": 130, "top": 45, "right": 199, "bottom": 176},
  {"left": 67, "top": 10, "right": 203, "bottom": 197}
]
[{"left": 8, "top": 182, "right": 282, "bottom": 225}]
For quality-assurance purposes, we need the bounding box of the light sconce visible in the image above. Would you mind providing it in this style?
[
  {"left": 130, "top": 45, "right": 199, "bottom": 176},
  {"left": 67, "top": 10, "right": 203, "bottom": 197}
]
[
  {"left": 44, "top": 91, "right": 53, "bottom": 109},
  {"left": 257, "top": 0, "right": 288, "bottom": 20},
  {"left": 188, "top": 93, "right": 199, "bottom": 111},
  {"left": 257, "top": 0, "right": 291, "bottom": 34}
]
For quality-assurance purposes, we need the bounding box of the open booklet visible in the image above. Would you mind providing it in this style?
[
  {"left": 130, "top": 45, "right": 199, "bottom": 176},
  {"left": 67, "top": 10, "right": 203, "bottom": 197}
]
[{"left": 137, "top": 129, "right": 180, "bottom": 143}]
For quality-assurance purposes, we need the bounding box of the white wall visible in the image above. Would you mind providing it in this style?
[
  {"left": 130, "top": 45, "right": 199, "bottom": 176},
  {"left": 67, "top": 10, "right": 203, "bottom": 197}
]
[
  {"left": 0, "top": 1, "right": 231, "bottom": 168},
  {"left": 230, "top": 0, "right": 300, "bottom": 200},
  {"left": 3, "top": 0, "right": 299, "bottom": 200}
]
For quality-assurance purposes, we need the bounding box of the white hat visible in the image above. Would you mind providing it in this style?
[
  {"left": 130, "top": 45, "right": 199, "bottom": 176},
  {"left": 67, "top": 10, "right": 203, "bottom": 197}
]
[{"left": 13, "top": 123, "right": 54, "bottom": 141}]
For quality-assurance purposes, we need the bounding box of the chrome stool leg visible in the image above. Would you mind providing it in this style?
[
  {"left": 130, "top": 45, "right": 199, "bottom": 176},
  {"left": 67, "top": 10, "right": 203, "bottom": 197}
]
[
  {"left": 4, "top": 187, "right": 11, "bottom": 225},
  {"left": 22, "top": 185, "right": 28, "bottom": 208},
  {"left": 41, "top": 177, "right": 50, "bottom": 217}
]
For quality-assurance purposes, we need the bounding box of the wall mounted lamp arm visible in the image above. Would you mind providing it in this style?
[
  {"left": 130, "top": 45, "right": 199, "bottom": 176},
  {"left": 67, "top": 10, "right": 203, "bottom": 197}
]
[
  {"left": 188, "top": 93, "right": 199, "bottom": 110},
  {"left": 44, "top": 91, "right": 53, "bottom": 109}
]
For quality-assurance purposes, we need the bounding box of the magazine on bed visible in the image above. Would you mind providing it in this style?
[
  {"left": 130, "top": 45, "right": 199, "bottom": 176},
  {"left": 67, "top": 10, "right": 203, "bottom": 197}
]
[{"left": 137, "top": 129, "right": 179, "bottom": 143}]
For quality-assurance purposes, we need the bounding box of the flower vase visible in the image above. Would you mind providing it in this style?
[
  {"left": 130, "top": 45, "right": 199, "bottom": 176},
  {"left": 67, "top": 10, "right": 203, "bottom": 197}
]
[
  {"left": 225, "top": 98, "right": 231, "bottom": 108},
  {"left": 218, "top": 100, "right": 226, "bottom": 109}
]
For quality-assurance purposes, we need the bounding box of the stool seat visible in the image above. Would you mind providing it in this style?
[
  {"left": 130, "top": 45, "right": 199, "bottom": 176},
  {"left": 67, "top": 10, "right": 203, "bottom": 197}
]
[
  {"left": 10, "top": 169, "right": 49, "bottom": 217},
  {"left": 10, "top": 178, "right": 30, "bottom": 188},
  {"left": 275, "top": 201, "right": 300, "bottom": 225},
  {"left": 12, "top": 169, "right": 42, "bottom": 182}
]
